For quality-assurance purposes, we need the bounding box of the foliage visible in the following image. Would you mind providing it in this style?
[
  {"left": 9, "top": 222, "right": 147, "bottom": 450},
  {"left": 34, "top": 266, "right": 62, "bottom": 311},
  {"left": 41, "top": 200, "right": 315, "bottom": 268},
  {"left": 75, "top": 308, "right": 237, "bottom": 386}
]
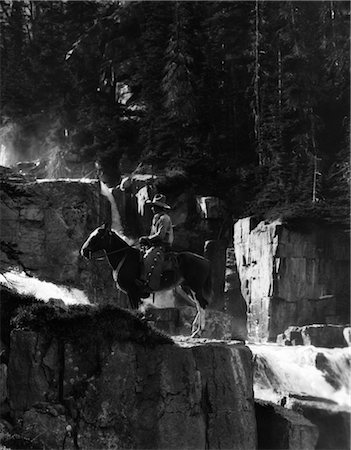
[
  {"left": 0, "top": 286, "right": 39, "bottom": 354},
  {"left": 1, "top": 1, "right": 349, "bottom": 224},
  {"left": 0, "top": 433, "right": 44, "bottom": 450},
  {"left": 12, "top": 301, "right": 174, "bottom": 348}
]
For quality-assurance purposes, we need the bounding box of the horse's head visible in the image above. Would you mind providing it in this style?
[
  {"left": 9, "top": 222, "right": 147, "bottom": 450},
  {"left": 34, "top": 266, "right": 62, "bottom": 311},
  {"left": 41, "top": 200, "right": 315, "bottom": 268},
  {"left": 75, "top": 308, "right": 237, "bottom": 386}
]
[{"left": 80, "top": 223, "right": 114, "bottom": 260}]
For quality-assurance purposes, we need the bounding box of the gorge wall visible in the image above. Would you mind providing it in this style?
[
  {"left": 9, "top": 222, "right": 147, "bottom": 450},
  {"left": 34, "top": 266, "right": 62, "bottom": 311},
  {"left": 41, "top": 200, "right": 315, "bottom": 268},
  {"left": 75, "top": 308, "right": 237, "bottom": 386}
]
[
  {"left": 0, "top": 174, "right": 120, "bottom": 304},
  {"left": 4, "top": 303, "right": 257, "bottom": 450},
  {"left": 234, "top": 217, "right": 350, "bottom": 342},
  {"left": 1, "top": 171, "right": 349, "bottom": 344}
]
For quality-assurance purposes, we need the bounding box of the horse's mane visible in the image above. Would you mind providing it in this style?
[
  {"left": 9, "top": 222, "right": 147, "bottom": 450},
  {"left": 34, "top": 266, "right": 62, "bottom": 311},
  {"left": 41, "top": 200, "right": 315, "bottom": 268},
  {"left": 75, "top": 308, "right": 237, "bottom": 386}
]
[{"left": 110, "top": 228, "right": 134, "bottom": 247}]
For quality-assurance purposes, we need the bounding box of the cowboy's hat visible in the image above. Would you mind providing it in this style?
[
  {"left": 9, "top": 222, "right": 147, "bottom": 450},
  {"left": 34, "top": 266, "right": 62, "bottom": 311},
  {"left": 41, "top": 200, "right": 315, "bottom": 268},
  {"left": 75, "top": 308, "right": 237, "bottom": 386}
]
[{"left": 146, "top": 194, "right": 171, "bottom": 209}]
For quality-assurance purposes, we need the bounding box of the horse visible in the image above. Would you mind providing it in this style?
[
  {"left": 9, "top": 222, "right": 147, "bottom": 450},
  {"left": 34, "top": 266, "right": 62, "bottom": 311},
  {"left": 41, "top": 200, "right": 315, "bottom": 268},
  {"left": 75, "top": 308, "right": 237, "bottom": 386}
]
[{"left": 80, "top": 223, "right": 212, "bottom": 337}]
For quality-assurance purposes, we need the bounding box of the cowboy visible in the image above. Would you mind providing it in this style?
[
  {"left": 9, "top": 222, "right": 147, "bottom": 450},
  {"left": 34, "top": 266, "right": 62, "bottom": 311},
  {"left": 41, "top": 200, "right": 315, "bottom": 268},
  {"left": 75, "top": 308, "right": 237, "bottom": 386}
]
[{"left": 137, "top": 194, "right": 174, "bottom": 292}]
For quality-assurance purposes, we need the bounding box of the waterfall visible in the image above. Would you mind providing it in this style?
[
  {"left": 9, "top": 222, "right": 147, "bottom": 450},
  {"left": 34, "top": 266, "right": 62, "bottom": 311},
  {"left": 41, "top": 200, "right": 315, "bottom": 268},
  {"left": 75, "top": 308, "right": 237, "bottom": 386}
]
[
  {"left": 250, "top": 343, "right": 351, "bottom": 409},
  {"left": 99, "top": 180, "right": 133, "bottom": 244},
  {"left": 1, "top": 269, "right": 90, "bottom": 305}
]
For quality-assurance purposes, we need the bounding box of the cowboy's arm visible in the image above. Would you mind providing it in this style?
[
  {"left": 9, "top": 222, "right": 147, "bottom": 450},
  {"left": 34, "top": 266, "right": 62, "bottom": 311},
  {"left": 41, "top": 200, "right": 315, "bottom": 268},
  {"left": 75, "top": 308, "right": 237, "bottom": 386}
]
[{"left": 148, "top": 215, "right": 170, "bottom": 243}]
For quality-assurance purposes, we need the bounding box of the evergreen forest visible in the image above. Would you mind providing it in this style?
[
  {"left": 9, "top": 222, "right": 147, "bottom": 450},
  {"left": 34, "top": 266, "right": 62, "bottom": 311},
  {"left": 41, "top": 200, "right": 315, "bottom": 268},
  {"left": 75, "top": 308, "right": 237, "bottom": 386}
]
[{"left": 1, "top": 1, "right": 350, "bottom": 225}]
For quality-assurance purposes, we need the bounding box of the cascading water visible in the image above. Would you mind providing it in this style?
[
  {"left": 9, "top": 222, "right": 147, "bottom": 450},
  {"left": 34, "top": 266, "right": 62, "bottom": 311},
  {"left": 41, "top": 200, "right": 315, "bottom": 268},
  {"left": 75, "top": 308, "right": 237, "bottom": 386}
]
[
  {"left": 100, "top": 179, "right": 134, "bottom": 244},
  {"left": 1, "top": 269, "right": 90, "bottom": 305},
  {"left": 249, "top": 343, "right": 351, "bottom": 409}
]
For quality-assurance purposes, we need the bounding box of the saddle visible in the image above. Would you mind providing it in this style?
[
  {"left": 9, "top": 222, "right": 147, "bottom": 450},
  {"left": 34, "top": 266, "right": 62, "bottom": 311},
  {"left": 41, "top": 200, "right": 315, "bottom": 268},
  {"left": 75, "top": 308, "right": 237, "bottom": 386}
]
[
  {"left": 138, "top": 250, "right": 179, "bottom": 292},
  {"left": 163, "top": 251, "right": 178, "bottom": 272}
]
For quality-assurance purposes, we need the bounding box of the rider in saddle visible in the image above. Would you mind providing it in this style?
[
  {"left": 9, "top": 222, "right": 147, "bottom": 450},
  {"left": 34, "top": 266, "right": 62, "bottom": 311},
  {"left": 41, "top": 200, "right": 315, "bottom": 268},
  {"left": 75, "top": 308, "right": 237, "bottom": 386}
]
[{"left": 137, "top": 194, "right": 174, "bottom": 293}]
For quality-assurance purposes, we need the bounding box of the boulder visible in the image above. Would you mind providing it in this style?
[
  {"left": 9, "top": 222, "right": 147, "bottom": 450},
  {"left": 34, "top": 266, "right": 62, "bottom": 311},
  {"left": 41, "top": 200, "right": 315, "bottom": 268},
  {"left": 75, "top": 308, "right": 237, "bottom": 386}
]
[
  {"left": 300, "top": 324, "right": 349, "bottom": 348},
  {"left": 277, "top": 324, "right": 349, "bottom": 348},
  {"left": 255, "top": 399, "right": 319, "bottom": 450},
  {"left": 277, "top": 326, "right": 303, "bottom": 346},
  {"left": 288, "top": 400, "right": 350, "bottom": 450},
  {"left": 22, "top": 406, "right": 75, "bottom": 450}
]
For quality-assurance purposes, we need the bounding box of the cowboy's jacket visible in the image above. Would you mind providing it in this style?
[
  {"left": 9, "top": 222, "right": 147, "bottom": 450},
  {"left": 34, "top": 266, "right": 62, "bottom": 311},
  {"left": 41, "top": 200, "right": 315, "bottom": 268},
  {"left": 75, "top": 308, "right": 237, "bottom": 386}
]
[{"left": 148, "top": 213, "right": 174, "bottom": 246}]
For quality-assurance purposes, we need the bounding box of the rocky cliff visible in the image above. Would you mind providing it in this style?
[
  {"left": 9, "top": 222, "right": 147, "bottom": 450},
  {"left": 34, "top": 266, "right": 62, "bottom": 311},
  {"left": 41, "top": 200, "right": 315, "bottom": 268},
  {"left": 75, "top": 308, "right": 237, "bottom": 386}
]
[
  {"left": 234, "top": 218, "right": 350, "bottom": 341},
  {"left": 4, "top": 302, "right": 257, "bottom": 450},
  {"left": 1, "top": 174, "right": 121, "bottom": 304}
]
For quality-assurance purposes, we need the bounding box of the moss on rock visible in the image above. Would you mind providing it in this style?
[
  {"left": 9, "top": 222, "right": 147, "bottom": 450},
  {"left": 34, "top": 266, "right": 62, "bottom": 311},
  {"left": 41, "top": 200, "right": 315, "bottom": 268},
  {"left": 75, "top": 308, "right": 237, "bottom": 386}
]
[{"left": 12, "top": 302, "right": 174, "bottom": 349}]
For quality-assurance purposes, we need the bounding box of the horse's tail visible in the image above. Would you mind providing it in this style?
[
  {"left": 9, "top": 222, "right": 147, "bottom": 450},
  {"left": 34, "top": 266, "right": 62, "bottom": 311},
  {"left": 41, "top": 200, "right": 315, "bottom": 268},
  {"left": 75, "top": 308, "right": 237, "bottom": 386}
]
[{"left": 202, "top": 263, "right": 213, "bottom": 305}]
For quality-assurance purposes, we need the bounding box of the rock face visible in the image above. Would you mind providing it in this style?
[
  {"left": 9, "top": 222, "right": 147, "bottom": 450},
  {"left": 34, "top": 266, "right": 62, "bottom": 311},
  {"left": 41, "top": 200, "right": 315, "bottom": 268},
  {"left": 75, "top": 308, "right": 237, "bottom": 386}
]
[
  {"left": 144, "top": 305, "right": 247, "bottom": 340},
  {"left": 7, "top": 303, "right": 257, "bottom": 450},
  {"left": 1, "top": 177, "right": 119, "bottom": 304},
  {"left": 277, "top": 324, "right": 350, "bottom": 348},
  {"left": 288, "top": 402, "right": 350, "bottom": 450},
  {"left": 255, "top": 399, "right": 318, "bottom": 450},
  {"left": 224, "top": 248, "right": 248, "bottom": 341},
  {"left": 234, "top": 218, "right": 350, "bottom": 341}
]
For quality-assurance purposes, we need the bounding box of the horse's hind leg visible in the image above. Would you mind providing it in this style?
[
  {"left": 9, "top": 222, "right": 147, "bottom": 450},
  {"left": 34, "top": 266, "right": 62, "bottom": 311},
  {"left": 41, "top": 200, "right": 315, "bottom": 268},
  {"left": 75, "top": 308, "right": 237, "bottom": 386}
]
[
  {"left": 179, "top": 285, "right": 202, "bottom": 338},
  {"left": 195, "top": 291, "right": 207, "bottom": 333},
  {"left": 126, "top": 289, "right": 141, "bottom": 310}
]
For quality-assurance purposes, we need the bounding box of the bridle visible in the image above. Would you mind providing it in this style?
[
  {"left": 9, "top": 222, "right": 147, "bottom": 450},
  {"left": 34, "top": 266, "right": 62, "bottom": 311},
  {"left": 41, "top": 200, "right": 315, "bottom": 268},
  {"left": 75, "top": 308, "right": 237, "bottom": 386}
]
[
  {"left": 86, "top": 232, "right": 138, "bottom": 261},
  {"left": 87, "top": 246, "right": 131, "bottom": 261}
]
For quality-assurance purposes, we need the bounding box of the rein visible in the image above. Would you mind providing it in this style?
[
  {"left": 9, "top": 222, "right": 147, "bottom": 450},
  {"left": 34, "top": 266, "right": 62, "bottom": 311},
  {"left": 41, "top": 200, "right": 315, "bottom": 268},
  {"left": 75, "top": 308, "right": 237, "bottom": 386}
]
[{"left": 89, "top": 240, "right": 139, "bottom": 261}]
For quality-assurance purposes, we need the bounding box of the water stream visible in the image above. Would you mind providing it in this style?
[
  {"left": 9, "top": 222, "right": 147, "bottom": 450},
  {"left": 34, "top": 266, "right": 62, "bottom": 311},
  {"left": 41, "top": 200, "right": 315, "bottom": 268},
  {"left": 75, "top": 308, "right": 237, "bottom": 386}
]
[{"left": 249, "top": 343, "right": 351, "bottom": 409}]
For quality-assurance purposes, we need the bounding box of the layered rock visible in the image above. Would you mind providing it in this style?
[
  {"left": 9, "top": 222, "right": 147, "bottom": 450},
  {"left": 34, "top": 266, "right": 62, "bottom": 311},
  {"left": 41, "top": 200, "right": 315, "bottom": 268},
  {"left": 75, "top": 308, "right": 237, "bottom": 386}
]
[
  {"left": 234, "top": 218, "right": 350, "bottom": 341},
  {"left": 288, "top": 401, "right": 350, "bottom": 450},
  {"left": 6, "top": 303, "right": 257, "bottom": 450},
  {"left": 255, "top": 399, "right": 318, "bottom": 450},
  {"left": 277, "top": 324, "right": 350, "bottom": 348},
  {"left": 1, "top": 176, "right": 120, "bottom": 304}
]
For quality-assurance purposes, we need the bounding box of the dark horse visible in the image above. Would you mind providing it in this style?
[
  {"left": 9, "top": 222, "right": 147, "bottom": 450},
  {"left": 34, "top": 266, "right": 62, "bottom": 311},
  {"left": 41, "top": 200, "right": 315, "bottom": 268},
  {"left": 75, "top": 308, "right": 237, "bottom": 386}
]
[{"left": 80, "top": 223, "right": 212, "bottom": 336}]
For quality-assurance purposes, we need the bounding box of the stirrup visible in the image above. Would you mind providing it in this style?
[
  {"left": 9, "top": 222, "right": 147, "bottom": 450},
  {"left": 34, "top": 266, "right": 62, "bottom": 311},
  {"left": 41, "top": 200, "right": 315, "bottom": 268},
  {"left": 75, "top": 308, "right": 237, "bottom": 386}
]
[{"left": 135, "top": 279, "right": 152, "bottom": 298}]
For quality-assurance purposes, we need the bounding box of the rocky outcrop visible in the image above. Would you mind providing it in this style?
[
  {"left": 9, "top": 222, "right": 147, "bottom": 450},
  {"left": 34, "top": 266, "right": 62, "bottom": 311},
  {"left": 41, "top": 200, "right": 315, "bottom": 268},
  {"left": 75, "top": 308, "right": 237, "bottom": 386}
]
[
  {"left": 234, "top": 218, "right": 350, "bottom": 342},
  {"left": 204, "top": 240, "right": 227, "bottom": 308},
  {"left": 1, "top": 176, "right": 119, "bottom": 304},
  {"left": 6, "top": 302, "right": 257, "bottom": 450},
  {"left": 255, "top": 399, "right": 318, "bottom": 450},
  {"left": 224, "top": 248, "right": 248, "bottom": 341},
  {"left": 252, "top": 343, "right": 351, "bottom": 450}
]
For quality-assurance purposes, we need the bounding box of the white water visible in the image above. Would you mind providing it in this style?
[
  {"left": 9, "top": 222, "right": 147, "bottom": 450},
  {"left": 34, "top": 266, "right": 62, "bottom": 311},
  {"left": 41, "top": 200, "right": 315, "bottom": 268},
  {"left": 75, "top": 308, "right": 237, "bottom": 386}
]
[
  {"left": 250, "top": 343, "right": 351, "bottom": 409},
  {"left": 100, "top": 180, "right": 134, "bottom": 245},
  {"left": 1, "top": 269, "right": 90, "bottom": 305}
]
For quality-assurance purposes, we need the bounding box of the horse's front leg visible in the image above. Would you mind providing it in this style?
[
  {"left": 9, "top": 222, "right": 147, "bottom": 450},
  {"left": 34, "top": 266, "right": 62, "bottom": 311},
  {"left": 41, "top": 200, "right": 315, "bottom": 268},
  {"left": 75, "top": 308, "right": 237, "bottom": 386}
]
[
  {"left": 199, "top": 308, "right": 206, "bottom": 333},
  {"left": 191, "top": 309, "right": 200, "bottom": 338},
  {"left": 191, "top": 307, "right": 206, "bottom": 338},
  {"left": 190, "top": 296, "right": 202, "bottom": 338}
]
